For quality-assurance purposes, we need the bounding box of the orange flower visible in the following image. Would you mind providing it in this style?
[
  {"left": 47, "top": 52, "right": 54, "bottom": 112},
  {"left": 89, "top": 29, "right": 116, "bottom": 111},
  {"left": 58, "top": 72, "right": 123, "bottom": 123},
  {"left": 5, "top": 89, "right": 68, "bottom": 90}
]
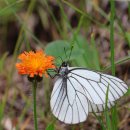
[{"left": 16, "top": 50, "right": 55, "bottom": 77}]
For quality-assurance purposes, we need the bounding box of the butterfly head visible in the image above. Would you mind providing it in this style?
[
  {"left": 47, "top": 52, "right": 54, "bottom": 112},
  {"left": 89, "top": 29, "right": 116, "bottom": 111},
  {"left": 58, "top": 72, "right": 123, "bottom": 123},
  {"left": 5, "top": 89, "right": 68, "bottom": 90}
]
[
  {"left": 59, "top": 61, "right": 69, "bottom": 76},
  {"left": 61, "top": 61, "right": 68, "bottom": 67}
]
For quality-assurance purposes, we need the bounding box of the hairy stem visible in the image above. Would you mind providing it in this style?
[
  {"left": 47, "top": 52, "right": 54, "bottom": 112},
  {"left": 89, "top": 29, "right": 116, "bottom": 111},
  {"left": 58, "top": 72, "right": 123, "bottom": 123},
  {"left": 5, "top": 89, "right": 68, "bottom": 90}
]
[{"left": 32, "top": 79, "right": 38, "bottom": 130}]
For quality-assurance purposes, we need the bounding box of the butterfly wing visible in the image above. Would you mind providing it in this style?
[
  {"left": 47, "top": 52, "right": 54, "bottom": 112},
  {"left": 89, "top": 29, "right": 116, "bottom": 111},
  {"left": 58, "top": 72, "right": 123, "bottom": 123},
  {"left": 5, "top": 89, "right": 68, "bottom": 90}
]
[
  {"left": 88, "top": 100, "right": 115, "bottom": 112},
  {"left": 68, "top": 67, "right": 128, "bottom": 105},
  {"left": 50, "top": 67, "right": 128, "bottom": 124},
  {"left": 50, "top": 77, "right": 89, "bottom": 124}
]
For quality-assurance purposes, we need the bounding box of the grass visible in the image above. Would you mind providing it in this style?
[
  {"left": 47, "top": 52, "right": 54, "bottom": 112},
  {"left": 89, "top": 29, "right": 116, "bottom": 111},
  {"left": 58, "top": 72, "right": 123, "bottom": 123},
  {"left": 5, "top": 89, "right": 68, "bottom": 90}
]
[
  {"left": 0, "top": 0, "right": 129, "bottom": 130},
  {"left": 110, "top": 0, "right": 115, "bottom": 76}
]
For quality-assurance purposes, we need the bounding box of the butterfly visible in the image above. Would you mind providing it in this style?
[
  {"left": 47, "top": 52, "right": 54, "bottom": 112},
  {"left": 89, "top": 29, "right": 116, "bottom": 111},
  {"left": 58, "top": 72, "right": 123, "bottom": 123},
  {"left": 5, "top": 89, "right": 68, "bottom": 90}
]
[{"left": 49, "top": 61, "right": 128, "bottom": 124}]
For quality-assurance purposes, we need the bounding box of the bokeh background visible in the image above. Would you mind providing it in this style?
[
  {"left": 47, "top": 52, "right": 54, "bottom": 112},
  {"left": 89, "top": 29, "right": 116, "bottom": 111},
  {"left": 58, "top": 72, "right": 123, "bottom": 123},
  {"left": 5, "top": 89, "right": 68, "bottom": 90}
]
[{"left": 0, "top": 0, "right": 130, "bottom": 130}]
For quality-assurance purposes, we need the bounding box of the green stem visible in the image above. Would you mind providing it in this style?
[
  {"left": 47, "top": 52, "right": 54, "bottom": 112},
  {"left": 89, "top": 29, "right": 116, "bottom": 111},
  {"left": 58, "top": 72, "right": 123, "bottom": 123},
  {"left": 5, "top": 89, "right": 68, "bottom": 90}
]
[
  {"left": 110, "top": 1, "right": 118, "bottom": 130},
  {"left": 110, "top": 0, "right": 115, "bottom": 76},
  {"left": 128, "top": 2, "right": 130, "bottom": 20},
  {"left": 32, "top": 79, "right": 38, "bottom": 130}
]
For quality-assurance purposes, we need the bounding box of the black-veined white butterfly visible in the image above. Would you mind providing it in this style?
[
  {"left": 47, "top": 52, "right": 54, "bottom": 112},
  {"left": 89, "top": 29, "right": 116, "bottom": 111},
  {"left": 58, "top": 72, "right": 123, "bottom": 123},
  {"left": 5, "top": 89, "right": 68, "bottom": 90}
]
[{"left": 49, "top": 61, "right": 128, "bottom": 124}]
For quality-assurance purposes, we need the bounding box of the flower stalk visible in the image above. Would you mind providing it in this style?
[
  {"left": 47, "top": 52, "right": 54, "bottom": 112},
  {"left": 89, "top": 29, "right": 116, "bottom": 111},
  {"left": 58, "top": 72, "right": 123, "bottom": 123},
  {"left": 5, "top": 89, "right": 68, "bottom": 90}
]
[{"left": 32, "top": 78, "right": 38, "bottom": 130}]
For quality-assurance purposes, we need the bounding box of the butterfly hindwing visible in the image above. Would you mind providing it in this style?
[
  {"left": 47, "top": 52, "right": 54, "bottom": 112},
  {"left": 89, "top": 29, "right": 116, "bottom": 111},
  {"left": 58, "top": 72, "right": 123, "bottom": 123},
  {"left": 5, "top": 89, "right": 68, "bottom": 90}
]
[
  {"left": 50, "top": 77, "right": 89, "bottom": 124},
  {"left": 88, "top": 101, "right": 115, "bottom": 112}
]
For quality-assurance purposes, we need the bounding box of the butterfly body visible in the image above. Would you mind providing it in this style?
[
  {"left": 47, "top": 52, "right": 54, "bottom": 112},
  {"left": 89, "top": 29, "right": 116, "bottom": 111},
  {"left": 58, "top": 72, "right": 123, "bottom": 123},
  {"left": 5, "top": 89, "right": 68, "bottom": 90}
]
[
  {"left": 50, "top": 62, "right": 128, "bottom": 124},
  {"left": 58, "top": 62, "right": 69, "bottom": 77}
]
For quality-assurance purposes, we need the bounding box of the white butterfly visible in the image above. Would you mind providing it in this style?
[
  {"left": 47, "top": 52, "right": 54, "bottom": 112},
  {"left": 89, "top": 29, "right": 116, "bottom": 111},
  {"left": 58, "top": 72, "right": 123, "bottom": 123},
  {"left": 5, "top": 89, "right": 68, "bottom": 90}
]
[{"left": 50, "top": 62, "right": 128, "bottom": 124}]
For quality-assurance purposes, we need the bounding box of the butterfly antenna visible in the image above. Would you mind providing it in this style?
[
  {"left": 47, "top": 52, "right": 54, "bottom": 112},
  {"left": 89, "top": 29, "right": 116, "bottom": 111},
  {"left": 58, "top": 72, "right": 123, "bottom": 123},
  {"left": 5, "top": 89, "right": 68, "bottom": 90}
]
[
  {"left": 68, "top": 45, "right": 74, "bottom": 62},
  {"left": 56, "top": 56, "right": 63, "bottom": 63},
  {"left": 64, "top": 47, "right": 68, "bottom": 60}
]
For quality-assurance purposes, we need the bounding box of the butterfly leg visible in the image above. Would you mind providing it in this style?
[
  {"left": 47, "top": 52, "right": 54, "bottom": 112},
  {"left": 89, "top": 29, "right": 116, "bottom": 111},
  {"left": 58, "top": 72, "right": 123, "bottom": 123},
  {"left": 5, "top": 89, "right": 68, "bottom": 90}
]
[
  {"left": 47, "top": 68, "right": 59, "bottom": 79},
  {"left": 47, "top": 73, "right": 58, "bottom": 79}
]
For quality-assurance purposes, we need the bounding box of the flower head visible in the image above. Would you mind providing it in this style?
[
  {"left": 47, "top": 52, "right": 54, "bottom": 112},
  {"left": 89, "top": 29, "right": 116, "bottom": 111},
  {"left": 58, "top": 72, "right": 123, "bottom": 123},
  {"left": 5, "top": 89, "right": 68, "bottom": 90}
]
[{"left": 16, "top": 50, "right": 55, "bottom": 78}]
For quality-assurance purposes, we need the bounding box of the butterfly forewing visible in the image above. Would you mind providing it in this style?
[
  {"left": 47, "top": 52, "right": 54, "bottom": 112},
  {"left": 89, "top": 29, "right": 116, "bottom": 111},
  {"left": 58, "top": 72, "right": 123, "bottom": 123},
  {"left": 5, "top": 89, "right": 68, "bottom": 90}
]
[{"left": 68, "top": 68, "right": 128, "bottom": 104}]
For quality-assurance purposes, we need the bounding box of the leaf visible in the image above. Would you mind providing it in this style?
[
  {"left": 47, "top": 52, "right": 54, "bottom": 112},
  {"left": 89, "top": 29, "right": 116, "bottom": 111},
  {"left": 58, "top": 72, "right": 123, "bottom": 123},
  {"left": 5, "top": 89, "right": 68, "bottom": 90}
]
[
  {"left": 46, "top": 123, "right": 55, "bottom": 130},
  {"left": 45, "top": 37, "right": 100, "bottom": 69},
  {"left": 45, "top": 40, "right": 84, "bottom": 65},
  {"left": 72, "top": 35, "right": 101, "bottom": 69},
  {"left": 45, "top": 40, "right": 70, "bottom": 58}
]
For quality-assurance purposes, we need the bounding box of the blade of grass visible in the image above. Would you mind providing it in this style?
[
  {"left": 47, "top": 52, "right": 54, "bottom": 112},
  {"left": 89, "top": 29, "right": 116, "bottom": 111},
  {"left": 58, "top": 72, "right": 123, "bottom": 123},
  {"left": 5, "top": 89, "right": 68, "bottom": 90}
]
[
  {"left": 71, "top": 14, "right": 85, "bottom": 47},
  {"left": 104, "top": 85, "right": 112, "bottom": 130},
  {"left": 110, "top": 1, "right": 118, "bottom": 130},
  {"left": 71, "top": 126, "right": 76, "bottom": 130},
  {"left": 42, "top": 0, "right": 63, "bottom": 38},
  {"left": 103, "top": 56, "right": 130, "bottom": 71},
  {"left": 128, "top": 2, "right": 130, "bottom": 20},
  {"left": 70, "top": 15, "right": 89, "bottom": 66},
  {"left": 57, "top": 0, "right": 72, "bottom": 38},
  {"left": 46, "top": 123, "right": 55, "bottom": 130},
  {"left": 90, "top": 33, "right": 100, "bottom": 70},
  {"left": 23, "top": 32, "right": 31, "bottom": 51},
  {"left": 0, "top": 0, "right": 24, "bottom": 16},
  {"left": 116, "top": 17, "right": 130, "bottom": 48},
  {"left": 4, "top": 0, "right": 44, "bottom": 48},
  {"left": 92, "top": 1, "right": 110, "bottom": 21},
  {"left": 62, "top": 0, "right": 106, "bottom": 27},
  {"left": 110, "top": 0, "right": 115, "bottom": 76},
  {"left": 0, "top": 52, "right": 8, "bottom": 124},
  {"left": 0, "top": 52, "right": 8, "bottom": 72},
  {"left": 12, "top": 0, "right": 36, "bottom": 60},
  {"left": 93, "top": 112, "right": 106, "bottom": 130},
  {"left": 0, "top": 0, "right": 36, "bottom": 125},
  {"left": 125, "top": 32, "right": 130, "bottom": 47},
  {"left": 14, "top": 86, "right": 32, "bottom": 130},
  {"left": 4, "top": 0, "right": 36, "bottom": 81},
  {"left": 111, "top": 104, "right": 118, "bottom": 130}
]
